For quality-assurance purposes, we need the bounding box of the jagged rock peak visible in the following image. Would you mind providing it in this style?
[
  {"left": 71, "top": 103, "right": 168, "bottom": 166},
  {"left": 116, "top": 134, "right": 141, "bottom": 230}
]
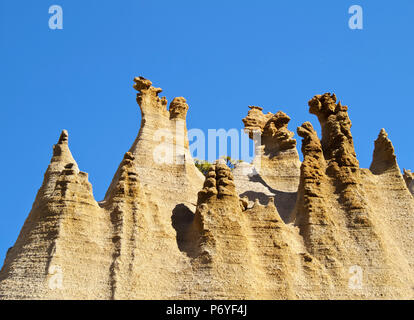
[
  {"left": 263, "top": 111, "right": 296, "bottom": 149},
  {"left": 296, "top": 122, "right": 326, "bottom": 192},
  {"left": 309, "top": 93, "right": 342, "bottom": 118},
  {"left": 133, "top": 76, "right": 168, "bottom": 114},
  {"left": 370, "top": 128, "right": 398, "bottom": 174},
  {"left": 50, "top": 130, "right": 79, "bottom": 173},
  {"left": 109, "top": 152, "right": 141, "bottom": 199},
  {"left": 308, "top": 93, "right": 358, "bottom": 169},
  {"left": 57, "top": 129, "right": 69, "bottom": 144},
  {"left": 238, "top": 105, "right": 301, "bottom": 203},
  {"left": 3, "top": 79, "right": 414, "bottom": 300},
  {"left": 133, "top": 76, "right": 189, "bottom": 120},
  {"left": 308, "top": 94, "right": 369, "bottom": 220},
  {"left": 294, "top": 122, "right": 328, "bottom": 225},
  {"left": 297, "top": 122, "right": 323, "bottom": 157},
  {"left": 133, "top": 76, "right": 162, "bottom": 95},
  {"left": 242, "top": 106, "right": 273, "bottom": 135},
  {"left": 242, "top": 107, "right": 296, "bottom": 150}
]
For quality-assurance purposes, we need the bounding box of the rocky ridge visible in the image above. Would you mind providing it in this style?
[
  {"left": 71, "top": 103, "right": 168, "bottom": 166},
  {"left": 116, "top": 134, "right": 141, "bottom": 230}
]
[{"left": 0, "top": 78, "right": 413, "bottom": 299}]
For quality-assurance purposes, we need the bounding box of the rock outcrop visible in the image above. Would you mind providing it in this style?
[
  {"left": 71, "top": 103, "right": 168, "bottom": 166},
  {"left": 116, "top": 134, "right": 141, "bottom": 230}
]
[
  {"left": 292, "top": 94, "right": 414, "bottom": 298},
  {"left": 1, "top": 79, "right": 414, "bottom": 300},
  {"left": 0, "top": 130, "right": 112, "bottom": 299},
  {"left": 370, "top": 129, "right": 398, "bottom": 174},
  {"left": 188, "top": 159, "right": 322, "bottom": 299},
  {"left": 241, "top": 107, "right": 300, "bottom": 192},
  {"left": 235, "top": 107, "right": 301, "bottom": 222}
]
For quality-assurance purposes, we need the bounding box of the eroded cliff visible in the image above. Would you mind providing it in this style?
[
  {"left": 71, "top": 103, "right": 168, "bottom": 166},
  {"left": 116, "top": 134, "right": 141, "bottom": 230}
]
[{"left": 1, "top": 78, "right": 413, "bottom": 300}]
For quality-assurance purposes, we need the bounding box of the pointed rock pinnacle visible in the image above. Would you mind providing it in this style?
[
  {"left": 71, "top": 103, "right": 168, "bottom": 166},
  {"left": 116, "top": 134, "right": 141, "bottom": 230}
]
[
  {"left": 58, "top": 130, "right": 69, "bottom": 144},
  {"left": 370, "top": 128, "right": 398, "bottom": 174}
]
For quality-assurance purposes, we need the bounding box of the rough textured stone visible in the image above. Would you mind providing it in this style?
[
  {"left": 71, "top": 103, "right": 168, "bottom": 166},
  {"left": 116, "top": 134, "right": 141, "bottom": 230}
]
[
  {"left": 370, "top": 129, "right": 398, "bottom": 175},
  {"left": 236, "top": 107, "right": 301, "bottom": 222},
  {"left": 0, "top": 130, "right": 112, "bottom": 299},
  {"left": 291, "top": 94, "right": 414, "bottom": 298},
  {"left": 1, "top": 81, "right": 414, "bottom": 300},
  {"left": 403, "top": 169, "right": 414, "bottom": 196}
]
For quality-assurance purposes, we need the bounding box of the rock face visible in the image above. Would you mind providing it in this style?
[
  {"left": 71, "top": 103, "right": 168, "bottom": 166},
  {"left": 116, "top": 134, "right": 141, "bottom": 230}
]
[
  {"left": 1, "top": 79, "right": 414, "bottom": 300},
  {"left": 235, "top": 107, "right": 301, "bottom": 222},
  {"left": 241, "top": 107, "right": 301, "bottom": 192},
  {"left": 0, "top": 77, "right": 204, "bottom": 300},
  {"left": 292, "top": 94, "right": 414, "bottom": 298},
  {"left": 0, "top": 130, "right": 112, "bottom": 299}
]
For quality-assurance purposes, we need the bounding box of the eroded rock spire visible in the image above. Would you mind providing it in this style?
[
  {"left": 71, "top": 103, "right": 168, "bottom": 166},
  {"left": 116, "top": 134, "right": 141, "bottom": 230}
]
[
  {"left": 133, "top": 76, "right": 189, "bottom": 121},
  {"left": 243, "top": 107, "right": 297, "bottom": 152},
  {"left": 294, "top": 122, "right": 340, "bottom": 263},
  {"left": 0, "top": 130, "right": 108, "bottom": 299},
  {"left": 2, "top": 80, "right": 414, "bottom": 300},
  {"left": 308, "top": 93, "right": 358, "bottom": 169},
  {"left": 307, "top": 93, "right": 368, "bottom": 218},
  {"left": 133, "top": 76, "right": 167, "bottom": 115},
  {"left": 370, "top": 129, "right": 398, "bottom": 174},
  {"left": 197, "top": 159, "right": 238, "bottom": 204},
  {"left": 50, "top": 130, "right": 79, "bottom": 172}
]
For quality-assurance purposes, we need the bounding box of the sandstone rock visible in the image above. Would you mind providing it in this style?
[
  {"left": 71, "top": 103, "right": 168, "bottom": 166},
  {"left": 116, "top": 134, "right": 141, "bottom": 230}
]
[
  {"left": 292, "top": 93, "right": 414, "bottom": 298},
  {"left": 235, "top": 107, "right": 301, "bottom": 223},
  {"left": 102, "top": 76, "right": 205, "bottom": 299},
  {"left": 188, "top": 160, "right": 317, "bottom": 299},
  {"left": 370, "top": 129, "right": 398, "bottom": 174},
  {"left": 1, "top": 80, "right": 414, "bottom": 300},
  {"left": 0, "top": 131, "right": 112, "bottom": 299},
  {"left": 241, "top": 107, "right": 301, "bottom": 192},
  {"left": 403, "top": 169, "right": 414, "bottom": 196}
]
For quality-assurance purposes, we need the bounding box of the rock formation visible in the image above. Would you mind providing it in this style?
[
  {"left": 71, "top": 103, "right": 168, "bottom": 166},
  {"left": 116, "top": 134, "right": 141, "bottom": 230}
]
[
  {"left": 235, "top": 107, "right": 301, "bottom": 222},
  {"left": 0, "top": 130, "right": 112, "bottom": 299},
  {"left": 1, "top": 79, "right": 414, "bottom": 300},
  {"left": 403, "top": 169, "right": 414, "bottom": 196},
  {"left": 292, "top": 95, "right": 414, "bottom": 298}
]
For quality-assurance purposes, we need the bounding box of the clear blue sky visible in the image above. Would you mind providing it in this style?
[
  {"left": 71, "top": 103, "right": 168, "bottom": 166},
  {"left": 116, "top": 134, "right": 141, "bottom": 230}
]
[{"left": 0, "top": 0, "right": 413, "bottom": 264}]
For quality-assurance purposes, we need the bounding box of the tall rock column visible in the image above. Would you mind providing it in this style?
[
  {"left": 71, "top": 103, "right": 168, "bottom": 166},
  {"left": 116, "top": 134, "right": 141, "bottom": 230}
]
[
  {"left": 105, "top": 77, "right": 203, "bottom": 211},
  {"left": 101, "top": 77, "right": 204, "bottom": 299},
  {"left": 188, "top": 160, "right": 260, "bottom": 298},
  {"left": 308, "top": 93, "right": 367, "bottom": 222},
  {"left": 370, "top": 129, "right": 398, "bottom": 174},
  {"left": 293, "top": 93, "right": 414, "bottom": 298}
]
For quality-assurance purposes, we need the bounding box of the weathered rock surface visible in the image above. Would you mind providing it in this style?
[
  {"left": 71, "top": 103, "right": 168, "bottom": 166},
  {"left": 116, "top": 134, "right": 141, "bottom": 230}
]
[
  {"left": 0, "top": 130, "right": 112, "bottom": 299},
  {"left": 403, "top": 169, "right": 414, "bottom": 196},
  {"left": 235, "top": 107, "right": 301, "bottom": 222},
  {"left": 1, "top": 80, "right": 413, "bottom": 300},
  {"left": 292, "top": 94, "right": 414, "bottom": 298}
]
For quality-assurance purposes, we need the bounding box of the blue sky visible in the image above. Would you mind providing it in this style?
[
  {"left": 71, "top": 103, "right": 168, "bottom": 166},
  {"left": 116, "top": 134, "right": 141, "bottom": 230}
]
[{"left": 0, "top": 0, "right": 413, "bottom": 264}]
